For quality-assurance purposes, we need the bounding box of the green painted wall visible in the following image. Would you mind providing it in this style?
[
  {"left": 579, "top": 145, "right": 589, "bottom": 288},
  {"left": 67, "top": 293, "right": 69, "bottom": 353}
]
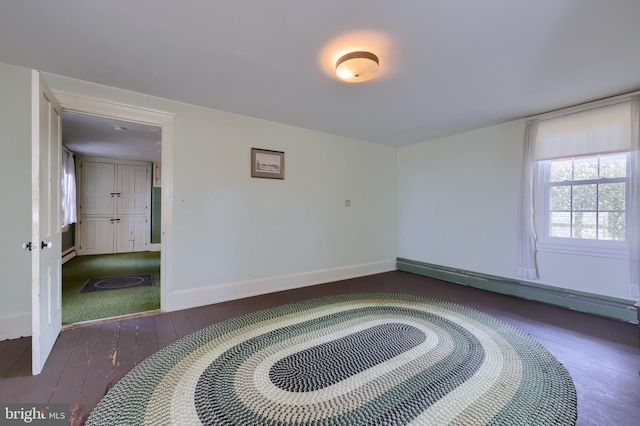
[
  {"left": 62, "top": 224, "right": 75, "bottom": 252},
  {"left": 151, "top": 165, "right": 161, "bottom": 244}
]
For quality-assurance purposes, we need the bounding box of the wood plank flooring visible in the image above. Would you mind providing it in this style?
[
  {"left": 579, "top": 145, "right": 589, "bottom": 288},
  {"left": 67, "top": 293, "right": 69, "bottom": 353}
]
[{"left": 1, "top": 271, "right": 639, "bottom": 425}]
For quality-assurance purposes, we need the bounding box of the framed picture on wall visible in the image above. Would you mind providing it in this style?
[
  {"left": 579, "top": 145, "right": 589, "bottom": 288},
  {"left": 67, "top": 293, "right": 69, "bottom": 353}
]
[{"left": 251, "top": 148, "right": 285, "bottom": 179}]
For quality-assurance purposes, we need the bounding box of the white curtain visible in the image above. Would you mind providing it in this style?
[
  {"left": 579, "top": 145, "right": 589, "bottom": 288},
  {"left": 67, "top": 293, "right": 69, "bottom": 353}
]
[
  {"left": 61, "top": 148, "right": 77, "bottom": 226},
  {"left": 628, "top": 97, "right": 640, "bottom": 298},
  {"left": 514, "top": 120, "right": 539, "bottom": 280}
]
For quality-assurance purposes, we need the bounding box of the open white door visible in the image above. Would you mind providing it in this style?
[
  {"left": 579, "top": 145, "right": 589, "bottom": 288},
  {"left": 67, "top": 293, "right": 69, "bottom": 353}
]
[{"left": 31, "top": 71, "right": 62, "bottom": 375}]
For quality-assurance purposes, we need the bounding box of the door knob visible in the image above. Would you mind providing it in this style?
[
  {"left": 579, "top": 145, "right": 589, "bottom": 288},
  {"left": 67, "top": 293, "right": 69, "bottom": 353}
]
[{"left": 41, "top": 241, "right": 53, "bottom": 249}]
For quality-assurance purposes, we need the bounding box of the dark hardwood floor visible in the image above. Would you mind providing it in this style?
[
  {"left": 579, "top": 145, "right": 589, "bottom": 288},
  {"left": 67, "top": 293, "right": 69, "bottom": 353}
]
[{"left": 1, "top": 271, "right": 639, "bottom": 425}]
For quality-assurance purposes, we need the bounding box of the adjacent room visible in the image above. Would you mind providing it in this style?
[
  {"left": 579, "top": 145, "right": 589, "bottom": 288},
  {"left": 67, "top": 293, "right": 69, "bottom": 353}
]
[
  {"left": 60, "top": 112, "right": 163, "bottom": 324},
  {"left": 0, "top": 1, "right": 639, "bottom": 425}
]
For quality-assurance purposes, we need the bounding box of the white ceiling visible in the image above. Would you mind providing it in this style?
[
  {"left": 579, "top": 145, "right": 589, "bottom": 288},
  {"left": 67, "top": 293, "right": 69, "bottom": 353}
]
[
  {"left": 62, "top": 112, "right": 162, "bottom": 163},
  {"left": 2, "top": 0, "right": 640, "bottom": 150}
]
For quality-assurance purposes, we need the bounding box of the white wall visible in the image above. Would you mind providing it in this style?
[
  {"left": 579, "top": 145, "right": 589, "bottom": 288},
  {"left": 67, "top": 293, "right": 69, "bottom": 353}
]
[
  {"left": 398, "top": 119, "right": 632, "bottom": 300},
  {"left": 41, "top": 72, "right": 398, "bottom": 312},
  {"left": 0, "top": 63, "right": 33, "bottom": 339},
  {"left": 5, "top": 60, "right": 629, "bottom": 341},
  {"left": 0, "top": 62, "right": 397, "bottom": 339}
]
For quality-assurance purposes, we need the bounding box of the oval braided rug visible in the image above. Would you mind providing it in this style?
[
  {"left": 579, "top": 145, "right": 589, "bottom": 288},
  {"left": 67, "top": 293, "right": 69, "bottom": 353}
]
[{"left": 86, "top": 293, "right": 577, "bottom": 425}]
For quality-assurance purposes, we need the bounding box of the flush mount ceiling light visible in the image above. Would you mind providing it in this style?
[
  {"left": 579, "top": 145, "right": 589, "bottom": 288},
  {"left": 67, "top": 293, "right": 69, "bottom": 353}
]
[{"left": 335, "top": 51, "right": 379, "bottom": 83}]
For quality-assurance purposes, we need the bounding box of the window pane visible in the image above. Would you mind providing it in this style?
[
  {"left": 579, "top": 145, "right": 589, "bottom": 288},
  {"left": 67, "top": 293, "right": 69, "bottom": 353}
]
[
  {"left": 574, "top": 157, "right": 598, "bottom": 181},
  {"left": 550, "top": 212, "right": 571, "bottom": 238},
  {"left": 550, "top": 159, "right": 572, "bottom": 182},
  {"left": 599, "top": 182, "right": 625, "bottom": 211},
  {"left": 550, "top": 186, "right": 571, "bottom": 210},
  {"left": 545, "top": 153, "right": 628, "bottom": 243},
  {"left": 598, "top": 212, "right": 625, "bottom": 240},
  {"left": 572, "top": 212, "right": 597, "bottom": 239},
  {"left": 572, "top": 184, "right": 597, "bottom": 211},
  {"left": 600, "top": 154, "right": 626, "bottom": 178}
]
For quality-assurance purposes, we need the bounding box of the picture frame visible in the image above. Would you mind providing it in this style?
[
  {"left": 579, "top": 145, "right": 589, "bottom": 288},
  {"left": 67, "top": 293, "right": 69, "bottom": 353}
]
[{"left": 251, "top": 148, "right": 285, "bottom": 179}]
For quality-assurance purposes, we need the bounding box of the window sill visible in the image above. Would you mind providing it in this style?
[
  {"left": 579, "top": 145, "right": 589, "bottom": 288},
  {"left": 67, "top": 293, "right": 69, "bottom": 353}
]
[{"left": 536, "top": 239, "right": 628, "bottom": 260}]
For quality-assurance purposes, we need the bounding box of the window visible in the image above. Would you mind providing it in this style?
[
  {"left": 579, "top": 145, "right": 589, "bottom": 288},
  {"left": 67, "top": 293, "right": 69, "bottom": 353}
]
[
  {"left": 516, "top": 95, "right": 640, "bottom": 295},
  {"left": 517, "top": 98, "right": 639, "bottom": 280},
  {"left": 530, "top": 100, "right": 634, "bottom": 259},
  {"left": 540, "top": 153, "right": 628, "bottom": 243}
]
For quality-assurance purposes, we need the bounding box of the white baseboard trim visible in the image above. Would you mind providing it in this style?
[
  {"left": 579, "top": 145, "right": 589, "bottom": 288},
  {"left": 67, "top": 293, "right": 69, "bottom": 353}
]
[
  {"left": 165, "top": 259, "right": 397, "bottom": 312},
  {"left": 0, "top": 311, "right": 31, "bottom": 340},
  {"left": 150, "top": 243, "right": 161, "bottom": 252},
  {"left": 62, "top": 248, "right": 76, "bottom": 265}
]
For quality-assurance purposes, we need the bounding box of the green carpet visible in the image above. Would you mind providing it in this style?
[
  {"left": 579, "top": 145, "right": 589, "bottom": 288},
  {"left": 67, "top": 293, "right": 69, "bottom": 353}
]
[
  {"left": 62, "top": 252, "right": 160, "bottom": 323},
  {"left": 86, "top": 293, "right": 577, "bottom": 425}
]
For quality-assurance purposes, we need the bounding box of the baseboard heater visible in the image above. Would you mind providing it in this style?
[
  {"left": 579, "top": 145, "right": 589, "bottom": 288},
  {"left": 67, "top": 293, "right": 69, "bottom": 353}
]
[
  {"left": 62, "top": 246, "right": 76, "bottom": 265},
  {"left": 396, "top": 257, "right": 638, "bottom": 324}
]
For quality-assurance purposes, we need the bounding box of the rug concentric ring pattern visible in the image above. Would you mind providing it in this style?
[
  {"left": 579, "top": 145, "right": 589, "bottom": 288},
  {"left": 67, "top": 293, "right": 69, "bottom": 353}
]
[{"left": 86, "top": 293, "right": 577, "bottom": 425}]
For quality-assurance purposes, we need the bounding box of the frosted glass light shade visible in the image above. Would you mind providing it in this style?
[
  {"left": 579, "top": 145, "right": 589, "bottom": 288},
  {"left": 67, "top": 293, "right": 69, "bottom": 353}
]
[{"left": 335, "top": 51, "right": 379, "bottom": 83}]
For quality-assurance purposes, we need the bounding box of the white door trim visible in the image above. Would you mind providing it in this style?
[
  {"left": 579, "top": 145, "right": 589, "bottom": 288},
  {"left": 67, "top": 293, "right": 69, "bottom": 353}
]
[{"left": 53, "top": 90, "right": 176, "bottom": 314}]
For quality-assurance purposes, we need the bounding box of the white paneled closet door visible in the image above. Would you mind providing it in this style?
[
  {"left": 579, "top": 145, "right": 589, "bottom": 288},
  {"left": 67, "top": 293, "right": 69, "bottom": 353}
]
[
  {"left": 117, "top": 164, "right": 148, "bottom": 215},
  {"left": 81, "top": 161, "right": 115, "bottom": 215},
  {"left": 77, "top": 157, "right": 150, "bottom": 256},
  {"left": 115, "top": 217, "right": 148, "bottom": 253},
  {"left": 78, "top": 217, "right": 115, "bottom": 255}
]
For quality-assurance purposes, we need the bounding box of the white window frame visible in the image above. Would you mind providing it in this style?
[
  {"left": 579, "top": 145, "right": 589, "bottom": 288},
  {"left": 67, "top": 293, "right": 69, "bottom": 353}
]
[{"left": 535, "top": 153, "right": 630, "bottom": 259}]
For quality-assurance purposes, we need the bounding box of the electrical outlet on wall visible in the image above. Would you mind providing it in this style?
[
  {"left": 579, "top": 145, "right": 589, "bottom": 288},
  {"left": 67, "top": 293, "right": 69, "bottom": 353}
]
[{"left": 345, "top": 199, "right": 351, "bottom": 207}]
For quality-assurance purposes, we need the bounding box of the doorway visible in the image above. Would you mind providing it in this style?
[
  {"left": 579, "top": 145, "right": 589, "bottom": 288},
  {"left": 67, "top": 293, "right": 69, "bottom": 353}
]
[
  {"left": 53, "top": 90, "right": 175, "bottom": 325},
  {"left": 61, "top": 111, "right": 161, "bottom": 323}
]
